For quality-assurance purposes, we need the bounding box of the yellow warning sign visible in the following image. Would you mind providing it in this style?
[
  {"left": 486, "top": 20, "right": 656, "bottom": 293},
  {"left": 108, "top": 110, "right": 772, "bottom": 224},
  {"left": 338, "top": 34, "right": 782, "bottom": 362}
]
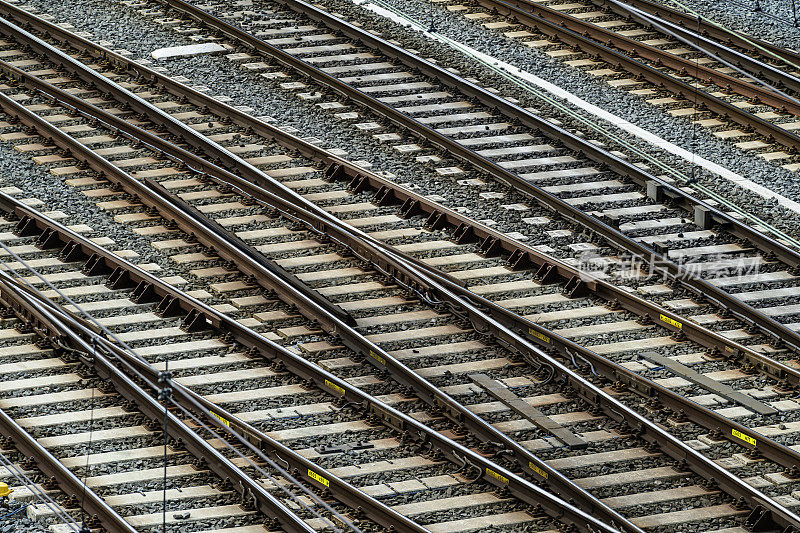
[
  {"left": 211, "top": 412, "right": 230, "bottom": 427},
  {"left": 369, "top": 349, "right": 386, "bottom": 366},
  {"left": 529, "top": 461, "right": 549, "bottom": 480},
  {"left": 325, "top": 379, "right": 346, "bottom": 396}
]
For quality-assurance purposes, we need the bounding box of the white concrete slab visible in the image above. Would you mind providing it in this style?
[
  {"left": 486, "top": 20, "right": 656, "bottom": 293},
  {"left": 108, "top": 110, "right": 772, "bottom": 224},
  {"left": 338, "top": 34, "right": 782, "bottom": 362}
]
[{"left": 152, "top": 43, "right": 227, "bottom": 60}]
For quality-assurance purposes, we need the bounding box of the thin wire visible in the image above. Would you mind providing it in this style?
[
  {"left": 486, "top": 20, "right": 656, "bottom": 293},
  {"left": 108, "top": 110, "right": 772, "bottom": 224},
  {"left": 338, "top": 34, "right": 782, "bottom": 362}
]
[
  {"left": 173, "top": 390, "right": 356, "bottom": 530},
  {"left": 160, "top": 365, "right": 170, "bottom": 533},
  {"left": 0, "top": 231, "right": 141, "bottom": 349},
  {"left": 691, "top": 14, "right": 700, "bottom": 187},
  {"left": 0, "top": 504, "right": 29, "bottom": 520},
  {"left": 0, "top": 229, "right": 348, "bottom": 527},
  {"left": 97, "top": 333, "right": 354, "bottom": 531},
  {"left": 0, "top": 450, "right": 79, "bottom": 531},
  {"left": 168, "top": 401, "right": 352, "bottom": 533},
  {"left": 78, "top": 338, "right": 96, "bottom": 531}
]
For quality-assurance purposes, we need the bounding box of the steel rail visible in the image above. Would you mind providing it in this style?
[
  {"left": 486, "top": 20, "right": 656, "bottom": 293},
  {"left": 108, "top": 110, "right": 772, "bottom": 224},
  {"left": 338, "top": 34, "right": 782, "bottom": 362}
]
[
  {"left": 460, "top": 280, "right": 800, "bottom": 473},
  {"left": 10, "top": 29, "right": 797, "bottom": 405},
  {"left": 214, "top": 158, "right": 800, "bottom": 531},
  {"left": 0, "top": 66, "right": 637, "bottom": 530},
  {"left": 2, "top": 1, "right": 799, "bottom": 406},
  {"left": 0, "top": 43, "right": 789, "bottom": 530},
  {"left": 494, "top": 0, "right": 800, "bottom": 101},
  {"left": 0, "top": 191, "right": 623, "bottom": 533},
  {"left": 602, "top": 0, "right": 800, "bottom": 95},
  {"left": 324, "top": 200, "right": 800, "bottom": 477},
  {"left": 0, "top": 74, "right": 354, "bottom": 327},
  {"left": 147, "top": 126, "right": 800, "bottom": 529},
  {"left": 370, "top": 0, "right": 800, "bottom": 258},
  {"left": 0, "top": 54, "right": 796, "bottom": 530},
  {"left": 0, "top": 79, "right": 356, "bottom": 337},
  {"left": 475, "top": 0, "right": 800, "bottom": 145},
  {"left": 4, "top": 18, "right": 794, "bottom": 443},
  {"left": 0, "top": 6, "right": 796, "bottom": 524},
  {"left": 0, "top": 274, "right": 317, "bottom": 533},
  {"left": 89, "top": 0, "right": 800, "bottom": 357},
  {"left": 5, "top": 0, "right": 800, "bottom": 368},
  {"left": 120, "top": 354, "right": 432, "bottom": 533},
  {"left": 484, "top": 0, "right": 800, "bottom": 107},
  {"left": 7, "top": 0, "right": 791, "bottom": 462},
  {"left": 0, "top": 271, "right": 430, "bottom": 533},
  {"left": 591, "top": 0, "right": 800, "bottom": 67},
  {"left": 364, "top": 240, "right": 800, "bottom": 533},
  {"left": 7, "top": 135, "right": 782, "bottom": 532},
  {"left": 0, "top": 411, "right": 136, "bottom": 533},
  {"left": 326, "top": 162, "right": 800, "bottom": 385},
  {"left": 0, "top": 61, "right": 450, "bottom": 331}
]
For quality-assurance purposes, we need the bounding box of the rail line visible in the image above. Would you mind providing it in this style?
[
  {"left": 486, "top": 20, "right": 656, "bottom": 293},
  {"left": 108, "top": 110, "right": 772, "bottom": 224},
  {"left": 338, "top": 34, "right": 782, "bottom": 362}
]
[
  {"left": 0, "top": 176, "right": 627, "bottom": 532},
  {"left": 0, "top": 30, "right": 645, "bottom": 529},
  {"left": 411, "top": 0, "right": 800, "bottom": 169},
  {"left": 1, "top": 97, "right": 798, "bottom": 529},
  {"left": 48, "top": 0, "right": 796, "bottom": 404},
  {"left": 598, "top": 0, "right": 800, "bottom": 69},
  {"left": 0, "top": 243, "right": 429, "bottom": 533},
  {"left": 114, "top": 0, "right": 800, "bottom": 353},
  {"left": 468, "top": 0, "right": 800, "bottom": 151},
  {"left": 1, "top": 0, "right": 797, "bottom": 447},
  {"left": 6, "top": 2, "right": 800, "bottom": 521}
]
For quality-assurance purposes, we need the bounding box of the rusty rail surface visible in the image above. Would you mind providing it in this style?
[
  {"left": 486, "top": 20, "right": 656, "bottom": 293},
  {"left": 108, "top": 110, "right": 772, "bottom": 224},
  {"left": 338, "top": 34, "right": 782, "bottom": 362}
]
[
  {"left": 0, "top": 274, "right": 316, "bottom": 533},
  {"left": 475, "top": 0, "right": 800, "bottom": 148},
  {"left": 0, "top": 270, "right": 430, "bottom": 533},
  {"left": 4, "top": 0, "right": 800, "bottom": 383},
  {"left": 2, "top": 0, "right": 800, "bottom": 422},
  {"left": 134, "top": 0, "right": 800, "bottom": 355},
  {"left": 1, "top": 7, "right": 800, "bottom": 528},
  {"left": 0, "top": 189, "right": 624, "bottom": 533},
  {"left": 2, "top": 59, "right": 795, "bottom": 532},
  {"left": 0, "top": 64, "right": 637, "bottom": 532}
]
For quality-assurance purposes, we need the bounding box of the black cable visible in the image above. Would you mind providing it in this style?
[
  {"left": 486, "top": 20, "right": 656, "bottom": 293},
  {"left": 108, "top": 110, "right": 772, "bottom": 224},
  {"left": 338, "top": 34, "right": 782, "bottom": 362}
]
[
  {"left": 158, "top": 367, "right": 171, "bottom": 533},
  {"left": 78, "top": 337, "right": 97, "bottom": 533}
]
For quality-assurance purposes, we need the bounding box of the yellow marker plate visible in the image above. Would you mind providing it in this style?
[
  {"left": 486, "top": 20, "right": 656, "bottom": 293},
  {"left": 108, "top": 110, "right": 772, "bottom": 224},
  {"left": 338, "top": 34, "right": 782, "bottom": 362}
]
[
  {"left": 659, "top": 314, "right": 682, "bottom": 329},
  {"left": 486, "top": 468, "right": 509, "bottom": 485},
  {"left": 308, "top": 469, "right": 330, "bottom": 487},
  {"left": 211, "top": 412, "right": 230, "bottom": 427},
  {"left": 732, "top": 428, "right": 756, "bottom": 447},
  {"left": 528, "top": 328, "right": 551, "bottom": 343},
  {"left": 369, "top": 349, "right": 386, "bottom": 366},
  {"left": 325, "top": 379, "right": 346, "bottom": 396},
  {"left": 529, "top": 461, "right": 549, "bottom": 480}
]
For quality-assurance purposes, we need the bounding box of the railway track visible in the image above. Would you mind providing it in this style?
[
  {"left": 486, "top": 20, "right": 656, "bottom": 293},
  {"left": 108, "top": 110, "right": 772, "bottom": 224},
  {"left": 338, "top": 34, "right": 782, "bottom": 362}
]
[
  {"left": 88, "top": 0, "right": 800, "bottom": 351},
  {"left": 51, "top": 0, "right": 800, "bottom": 382},
  {"left": 2, "top": 0, "right": 800, "bottom": 531},
  {"left": 436, "top": 0, "right": 800, "bottom": 162},
  {"left": 0, "top": 84, "right": 796, "bottom": 531},
  {"left": 349, "top": 0, "right": 800, "bottom": 170}
]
